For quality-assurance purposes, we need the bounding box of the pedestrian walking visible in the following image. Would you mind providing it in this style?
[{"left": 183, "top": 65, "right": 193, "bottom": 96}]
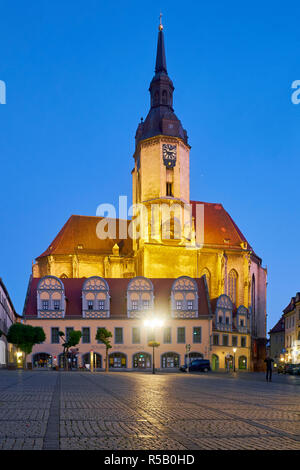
[{"left": 264, "top": 356, "right": 274, "bottom": 382}]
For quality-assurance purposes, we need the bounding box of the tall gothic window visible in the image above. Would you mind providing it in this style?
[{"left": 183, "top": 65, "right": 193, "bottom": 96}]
[
  {"left": 171, "top": 276, "right": 198, "bottom": 318},
  {"left": 162, "top": 90, "right": 167, "bottom": 104},
  {"left": 201, "top": 268, "right": 211, "bottom": 296},
  {"left": 251, "top": 274, "right": 256, "bottom": 336},
  {"left": 127, "top": 277, "right": 154, "bottom": 318},
  {"left": 228, "top": 269, "right": 238, "bottom": 305},
  {"left": 82, "top": 277, "right": 110, "bottom": 319}
]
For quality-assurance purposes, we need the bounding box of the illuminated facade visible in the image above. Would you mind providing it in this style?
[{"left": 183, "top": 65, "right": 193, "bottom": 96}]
[
  {"left": 283, "top": 293, "right": 300, "bottom": 364},
  {"left": 0, "top": 278, "right": 20, "bottom": 367},
  {"left": 268, "top": 316, "right": 285, "bottom": 366},
  {"left": 24, "top": 22, "right": 267, "bottom": 371}
]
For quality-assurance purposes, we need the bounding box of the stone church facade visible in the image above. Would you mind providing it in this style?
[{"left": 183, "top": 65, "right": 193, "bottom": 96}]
[{"left": 24, "top": 21, "right": 267, "bottom": 371}]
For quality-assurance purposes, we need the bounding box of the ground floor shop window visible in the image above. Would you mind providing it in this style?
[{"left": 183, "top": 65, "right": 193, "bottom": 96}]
[
  {"left": 185, "top": 352, "right": 203, "bottom": 363},
  {"left": 133, "top": 352, "right": 151, "bottom": 369},
  {"left": 161, "top": 352, "right": 180, "bottom": 368},
  {"left": 109, "top": 352, "right": 127, "bottom": 368},
  {"left": 82, "top": 352, "right": 102, "bottom": 369},
  {"left": 33, "top": 353, "right": 52, "bottom": 368},
  {"left": 59, "top": 352, "right": 78, "bottom": 369}
]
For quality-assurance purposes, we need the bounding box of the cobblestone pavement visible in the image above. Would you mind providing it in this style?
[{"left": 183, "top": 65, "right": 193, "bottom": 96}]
[{"left": 0, "top": 370, "right": 299, "bottom": 450}]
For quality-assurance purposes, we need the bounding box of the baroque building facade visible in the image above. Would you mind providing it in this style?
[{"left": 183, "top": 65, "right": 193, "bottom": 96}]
[
  {"left": 0, "top": 278, "right": 20, "bottom": 367},
  {"left": 24, "top": 22, "right": 267, "bottom": 371}
]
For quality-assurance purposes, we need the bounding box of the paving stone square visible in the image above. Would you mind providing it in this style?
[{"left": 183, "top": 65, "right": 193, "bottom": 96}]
[{"left": 0, "top": 370, "right": 299, "bottom": 450}]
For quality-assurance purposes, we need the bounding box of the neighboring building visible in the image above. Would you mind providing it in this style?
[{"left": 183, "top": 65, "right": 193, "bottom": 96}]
[
  {"left": 24, "top": 21, "right": 267, "bottom": 371},
  {"left": 210, "top": 296, "right": 251, "bottom": 371},
  {"left": 0, "top": 278, "right": 20, "bottom": 367},
  {"left": 268, "top": 316, "right": 285, "bottom": 365},
  {"left": 283, "top": 293, "right": 300, "bottom": 364}
]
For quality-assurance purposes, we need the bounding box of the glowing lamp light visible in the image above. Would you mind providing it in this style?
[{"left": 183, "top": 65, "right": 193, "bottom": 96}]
[{"left": 143, "top": 318, "right": 164, "bottom": 328}]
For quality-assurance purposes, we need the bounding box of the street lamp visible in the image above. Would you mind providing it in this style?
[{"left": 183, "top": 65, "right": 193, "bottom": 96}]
[
  {"left": 144, "top": 317, "right": 164, "bottom": 374},
  {"left": 233, "top": 348, "right": 237, "bottom": 372}
]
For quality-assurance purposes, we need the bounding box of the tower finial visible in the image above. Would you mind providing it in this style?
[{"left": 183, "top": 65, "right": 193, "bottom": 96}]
[{"left": 159, "top": 12, "right": 163, "bottom": 31}]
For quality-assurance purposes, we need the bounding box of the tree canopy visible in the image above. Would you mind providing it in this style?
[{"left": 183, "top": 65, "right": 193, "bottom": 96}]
[
  {"left": 7, "top": 323, "right": 46, "bottom": 355},
  {"left": 95, "top": 327, "right": 112, "bottom": 349}
]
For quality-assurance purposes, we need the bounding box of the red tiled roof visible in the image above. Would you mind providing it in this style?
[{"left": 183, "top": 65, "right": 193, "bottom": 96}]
[
  {"left": 37, "top": 202, "right": 257, "bottom": 260},
  {"left": 283, "top": 293, "right": 300, "bottom": 314},
  {"left": 190, "top": 201, "right": 254, "bottom": 252},
  {"left": 23, "top": 276, "right": 211, "bottom": 319},
  {"left": 37, "top": 215, "right": 133, "bottom": 258},
  {"left": 268, "top": 316, "right": 285, "bottom": 334}
]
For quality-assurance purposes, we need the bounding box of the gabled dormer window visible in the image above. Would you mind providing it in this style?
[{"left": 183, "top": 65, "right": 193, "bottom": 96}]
[
  {"left": 37, "top": 276, "right": 65, "bottom": 318},
  {"left": 127, "top": 277, "right": 154, "bottom": 318},
  {"left": 171, "top": 277, "right": 198, "bottom": 318},
  {"left": 82, "top": 277, "right": 110, "bottom": 318}
]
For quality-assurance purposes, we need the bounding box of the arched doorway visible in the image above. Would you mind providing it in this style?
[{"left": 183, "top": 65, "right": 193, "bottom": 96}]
[
  {"left": 32, "top": 353, "right": 52, "bottom": 368},
  {"left": 109, "top": 352, "right": 127, "bottom": 369},
  {"left": 161, "top": 352, "right": 180, "bottom": 369},
  {"left": 59, "top": 352, "right": 78, "bottom": 369},
  {"left": 225, "top": 354, "right": 233, "bottom": 371},
  {"left": 82, "top": 353, "right": 102, "bottom": 370},
  {"left": 133, "top": 352, "right": 151, "bottom": 369},
  {"left": 238, "top": 356, "right": 247, "bottom": 370},
  {"left": 211, "top": 354, "right": 219, "bottom": 371}
]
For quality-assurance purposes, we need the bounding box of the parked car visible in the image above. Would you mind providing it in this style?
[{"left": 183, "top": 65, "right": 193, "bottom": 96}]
[
  {"left": 180, "top": 359, "right": 211, "bottom": 372},
  {"left": 286, "top": 364, "right": 300, "bottom": 375},
  {"left": 277, "top": 363, "right": 288, "bottom": 374}
]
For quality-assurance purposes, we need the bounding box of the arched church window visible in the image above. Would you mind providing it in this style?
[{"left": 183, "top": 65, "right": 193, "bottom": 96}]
[
  {"left": 82, "top": 277, "right": 110, "bottom": 318},
  {"left": 127, "top": 277, "right": 154, "bottom": 318},
  {"left": 153, "top": 91, "right": 159, "bottom": 106},
  {"left": 228, "top": 269, "right": 238, "bottom": 305},
  {"left": 171, "top": 276, "right": 198, "bottom": 318},
  {"left": 162, "top": 90, "right": 167, "bottom": 104},
  {"left": 201, "top": 268, "right": 211, "bottom": 296},
  {"left": 37, "top": 276, "right": 65, "bottom": 319},
  {"left": 251, "top": 274, "right": 256, "bottom": 336}
]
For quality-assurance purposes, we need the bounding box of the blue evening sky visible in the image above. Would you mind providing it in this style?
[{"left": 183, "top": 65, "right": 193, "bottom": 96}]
[{"left": 0, "top": 0, "right": 299, "bottom": 332}]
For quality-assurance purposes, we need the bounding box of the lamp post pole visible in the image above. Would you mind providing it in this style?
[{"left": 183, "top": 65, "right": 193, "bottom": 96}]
[
  {"left": 233, "top": 348, "right": 237, "bottom": 372},
  {"left": 152, "top": 342, "right": 155, "bottom": 374},
  {"left": 144, "top": 317, "right": 164, "bottom": 375}
]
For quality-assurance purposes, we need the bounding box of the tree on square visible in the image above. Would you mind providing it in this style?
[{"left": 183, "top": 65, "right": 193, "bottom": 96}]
[
  {"left": 59, "top": 330, "right": 82, "bottom": 370},
  {"left": 95, "top": 327, "right": 112, "bottom": 372},
  {"left": 7, "top": 323, "right": 46, "bottom": 368}
]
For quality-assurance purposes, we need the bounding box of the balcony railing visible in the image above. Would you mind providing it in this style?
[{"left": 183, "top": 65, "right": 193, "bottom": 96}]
[
  {"left": 237, "top": 326, "right": 249, "bottom": 334},
  {"left": 215, "top": 323, "right": 232, "bottom": 332}
]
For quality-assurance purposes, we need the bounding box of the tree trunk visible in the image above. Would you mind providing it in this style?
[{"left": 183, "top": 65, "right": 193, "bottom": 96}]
[{"left": 106, "top": 348, "right": 109, "bottom": 372}]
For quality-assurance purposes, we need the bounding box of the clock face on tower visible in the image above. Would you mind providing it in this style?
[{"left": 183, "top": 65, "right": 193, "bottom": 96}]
[{"left": 162, "top": 144, "right": 177, "bottom": 168}]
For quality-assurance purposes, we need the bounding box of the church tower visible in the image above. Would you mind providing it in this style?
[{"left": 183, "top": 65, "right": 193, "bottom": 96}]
[{"left": 131, "top": 18, "right": 198, "bottom": 278}]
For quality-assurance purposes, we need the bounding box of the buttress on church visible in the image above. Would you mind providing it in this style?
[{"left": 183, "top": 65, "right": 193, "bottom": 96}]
[{"left": 23, "top": 22, "right": 267, "bottom": 371}]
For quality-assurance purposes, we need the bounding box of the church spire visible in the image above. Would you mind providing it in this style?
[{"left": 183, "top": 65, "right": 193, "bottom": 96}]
[
  {"left": 135, "top": 17, "right": 188, "bottom": 146},
  {"left": 155, "top": 13, "right": 167, "bottom": 74}
]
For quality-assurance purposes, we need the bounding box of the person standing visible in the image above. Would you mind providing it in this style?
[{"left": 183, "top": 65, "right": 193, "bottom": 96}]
[{"left": 264, "top": 356, "right": 274, "bottom": 382}]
